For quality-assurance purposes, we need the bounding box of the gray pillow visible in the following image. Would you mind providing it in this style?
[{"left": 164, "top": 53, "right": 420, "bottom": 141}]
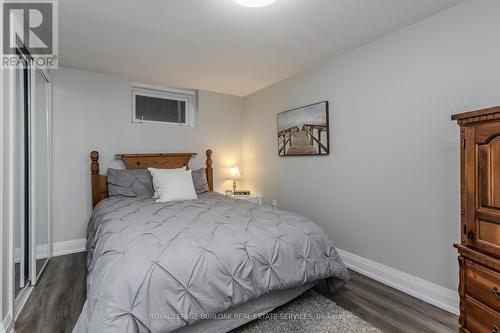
[
  {"left": 107, "top": 168, "right": 154, "bottom": 197},
  {"left": 191, "top": 168, "right": 209, "bottom": 194}
]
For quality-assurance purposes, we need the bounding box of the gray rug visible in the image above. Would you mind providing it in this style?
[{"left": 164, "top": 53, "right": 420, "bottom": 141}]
[{"left": 233, "top": 290, "right": 382, "bottom": 333}]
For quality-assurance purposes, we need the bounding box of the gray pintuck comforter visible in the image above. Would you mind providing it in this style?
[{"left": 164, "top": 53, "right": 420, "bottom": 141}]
[{"left": 74, "top": 192, "right": 349, "bottom": 333}]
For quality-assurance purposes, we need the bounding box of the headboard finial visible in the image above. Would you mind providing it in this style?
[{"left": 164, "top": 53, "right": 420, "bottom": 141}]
[
  {"left": 206, "top": 149, "right": 214, "bottom": 192},
  {"left": 91, "top": 151, "right": 102, "bottom": 208},
  {"left": 206, "top": 149, "right": 213, "bottom": 167},
  {"left": 91, "top": 151, "right": 100, "bottom": 174}
]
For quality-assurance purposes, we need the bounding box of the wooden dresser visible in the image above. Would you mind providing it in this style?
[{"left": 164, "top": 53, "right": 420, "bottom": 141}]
[{"left": 452, "top": 106, "right": 500, "bottom": 333}]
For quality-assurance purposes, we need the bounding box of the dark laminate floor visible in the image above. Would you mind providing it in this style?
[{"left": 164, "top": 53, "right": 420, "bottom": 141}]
[
  {"left": 315, "top": 272, "right": 459, "bottom": 333},
  {"left": 16, "top": 252, "right": 458, "bottom": 333},
  {"left": 16, "top": 253, "right": 87, "bottom": 333}
]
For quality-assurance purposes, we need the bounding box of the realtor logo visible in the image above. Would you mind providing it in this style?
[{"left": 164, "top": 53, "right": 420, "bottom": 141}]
[{"left": 2, "top": 0, "right": 58, "bottom": 68}]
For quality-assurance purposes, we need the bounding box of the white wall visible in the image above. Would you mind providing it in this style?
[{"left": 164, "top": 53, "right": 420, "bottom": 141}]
[
  {"left": 52, "top": 67, "right": 243, "bottom": 243},
  {"left": 242, "top": 0, "right": 500, "bottom": 291}
]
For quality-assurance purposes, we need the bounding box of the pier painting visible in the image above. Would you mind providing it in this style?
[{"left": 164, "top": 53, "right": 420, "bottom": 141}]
[{"left": 277, "top": 101, "right": 329, "bottom": 156}]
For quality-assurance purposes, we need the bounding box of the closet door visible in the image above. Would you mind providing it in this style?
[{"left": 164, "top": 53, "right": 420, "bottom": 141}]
[
  {"left": 30, "top": 66, "right": 52, "bottom": 284},
  {"left": 14, "top": 53, "right": 30, "bottom": 300}
]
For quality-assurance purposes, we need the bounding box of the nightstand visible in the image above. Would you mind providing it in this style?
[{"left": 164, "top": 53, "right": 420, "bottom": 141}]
[{"left": 232, "top": 195, "right": 263, "bottom": 205}]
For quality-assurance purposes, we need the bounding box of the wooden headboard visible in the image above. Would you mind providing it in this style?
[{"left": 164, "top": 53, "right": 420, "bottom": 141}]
[{"left": 90, "top": 149, "right": 214, "bottom": 208}]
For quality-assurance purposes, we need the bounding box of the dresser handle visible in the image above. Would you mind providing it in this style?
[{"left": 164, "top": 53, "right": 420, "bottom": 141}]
[
  {"left": 492, "top": 287, "right": 500, "bottom": 300},
  {"left": 492, "top": 325, "right": 500, "bottom": 333}
]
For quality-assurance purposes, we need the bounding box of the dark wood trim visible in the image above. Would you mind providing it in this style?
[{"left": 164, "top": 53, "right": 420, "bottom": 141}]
[
  {"left": 90, "top": 149, "right": 214, "bottom": 208},
  {"left": 464, "top": 126, "right": 475, "bottom": 247},
  {"left": 115, "top": 153, "right": 197, "bottom": 157},
  {"left": 460, "top": 127, "right": 466, "bottom": 244},
  {"left": 458, "top": 255, "right": 466, "bottom": 326},
  {"left": 452, "top": 105, "right": 500, "bottom": 125},
  {"left": 455, "top": 244, "right": 500, "bottom": 271},
  {"left": 114, "top": 152, "right": 196, "bottom": 170}
]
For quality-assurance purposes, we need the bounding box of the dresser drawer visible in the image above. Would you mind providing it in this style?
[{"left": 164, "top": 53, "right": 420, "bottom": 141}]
[
  {"left": 466, "top": 296, "right": 500, "bottom": 333},
  {"left": 466, "top": 260, "right": 500, "bottom": 312}
]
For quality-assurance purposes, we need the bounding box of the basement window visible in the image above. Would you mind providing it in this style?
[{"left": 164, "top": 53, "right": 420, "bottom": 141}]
[{"left": 132, "top": 85, "right": 197, "bottom": 127}]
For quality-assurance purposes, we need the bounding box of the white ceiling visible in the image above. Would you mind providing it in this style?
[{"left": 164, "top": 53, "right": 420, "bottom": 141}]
[{"left": 59, "top": 0, "right": 464, "bottom": 96}]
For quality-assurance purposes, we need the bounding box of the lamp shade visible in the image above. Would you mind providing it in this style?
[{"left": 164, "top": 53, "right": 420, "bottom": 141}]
[{"left": 229, "top": 167, "right": 241, "bottom": 180}]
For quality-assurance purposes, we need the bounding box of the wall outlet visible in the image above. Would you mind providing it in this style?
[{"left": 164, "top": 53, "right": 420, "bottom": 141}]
[{"left": 271, "top": 200, "right": 278, "bottom": 208}]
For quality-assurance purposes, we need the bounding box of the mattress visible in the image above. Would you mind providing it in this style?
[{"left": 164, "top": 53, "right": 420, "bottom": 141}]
[{"left": 74, "top": 192, "right": 349, "bottom": 333}]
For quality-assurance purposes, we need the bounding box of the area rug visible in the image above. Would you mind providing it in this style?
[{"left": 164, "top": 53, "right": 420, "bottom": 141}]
[{"left": 233, "top": 290, "right": 382, "bottom": 333}]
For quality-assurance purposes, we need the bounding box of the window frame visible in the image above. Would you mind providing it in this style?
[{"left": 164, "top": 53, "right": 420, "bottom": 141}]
[{"left": 131, "top": 84, "right": 197, "bottom": 127}]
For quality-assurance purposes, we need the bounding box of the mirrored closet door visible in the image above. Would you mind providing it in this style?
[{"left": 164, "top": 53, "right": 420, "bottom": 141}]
[
  {"left": 13, "top": 48, "right": 53, "bottom": 309},
  {"left": 31, "top": 64, "right": 52, "bottom": 283},
  {"left": 13, "top": 51, "right": 30, "bottom": 301}
]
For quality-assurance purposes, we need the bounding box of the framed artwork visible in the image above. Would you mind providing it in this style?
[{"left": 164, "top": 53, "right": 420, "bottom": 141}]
[{"left": 277, "top": 101, "right": 329, "bottom": 156}]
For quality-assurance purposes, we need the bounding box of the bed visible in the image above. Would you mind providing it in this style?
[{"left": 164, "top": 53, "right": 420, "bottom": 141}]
[{"left": 73, "top": 150, "right": 349, "bottom": 333}]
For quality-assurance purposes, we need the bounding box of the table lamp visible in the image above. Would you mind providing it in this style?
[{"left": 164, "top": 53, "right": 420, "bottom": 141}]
[{"left": 229, "top": 167, "right": 241, "bottom": 192}]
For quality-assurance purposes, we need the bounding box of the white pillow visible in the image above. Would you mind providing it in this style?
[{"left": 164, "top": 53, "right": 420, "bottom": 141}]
[
  {"left": 154, "top": 170, "right": 197, "bottom": 203},
  {"left": 148, "top": 167, "right": 186, "bottom": 198}
]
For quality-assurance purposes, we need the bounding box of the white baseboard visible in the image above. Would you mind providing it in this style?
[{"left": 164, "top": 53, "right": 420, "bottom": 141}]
[
  {"left": 337, "top": 248, "right": 459, "bottom": 315},
  {"left": 13, "top": 239, "right": 86, "bottom": 262},
  {"left": 53, "top": 238, "right": 86, "bottom": 257},
  {"left": 14, "top": 244, "right": 50, "bottom": 263}
]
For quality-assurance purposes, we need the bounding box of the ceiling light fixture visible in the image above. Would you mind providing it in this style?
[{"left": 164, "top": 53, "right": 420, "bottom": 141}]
[{"left": 234, "top": 0, "right": 276, "bottom": 8}]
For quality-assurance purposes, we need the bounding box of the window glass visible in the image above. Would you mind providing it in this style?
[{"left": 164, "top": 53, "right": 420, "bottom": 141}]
[{"left": 135, "top": 95, "right": 186, "bottom": 123}]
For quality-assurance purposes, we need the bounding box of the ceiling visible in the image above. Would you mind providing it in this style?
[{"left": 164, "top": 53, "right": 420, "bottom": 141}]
[{"left": 59, "top": 0, "right": 464, "bottom": 96}]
